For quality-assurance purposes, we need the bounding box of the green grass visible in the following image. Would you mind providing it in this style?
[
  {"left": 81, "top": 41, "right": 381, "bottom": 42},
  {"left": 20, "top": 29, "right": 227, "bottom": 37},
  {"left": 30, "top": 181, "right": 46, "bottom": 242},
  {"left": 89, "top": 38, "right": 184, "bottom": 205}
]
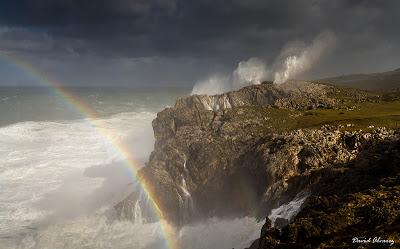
[
  {"left": 227, "top": 99, "right": 400, "bottom": 133},
  {"left": 298, "top": 100, "right": 400, "bottom": 131}
]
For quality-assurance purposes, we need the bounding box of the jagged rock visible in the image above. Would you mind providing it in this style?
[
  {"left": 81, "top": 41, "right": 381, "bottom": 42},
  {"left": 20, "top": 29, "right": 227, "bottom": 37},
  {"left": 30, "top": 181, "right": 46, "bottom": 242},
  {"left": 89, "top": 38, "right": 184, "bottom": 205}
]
[
  {"left": 174, "top": 81, "right": 336, "bottom": 113},
  {"left": 274, "top": 217, "right": 289, "bottom": 229},
  {"left": 248, "top": 136, "right": 400, "bottom": 248},
  {"left": 116, "top": 81, "right": 399, "bottom": 228}
]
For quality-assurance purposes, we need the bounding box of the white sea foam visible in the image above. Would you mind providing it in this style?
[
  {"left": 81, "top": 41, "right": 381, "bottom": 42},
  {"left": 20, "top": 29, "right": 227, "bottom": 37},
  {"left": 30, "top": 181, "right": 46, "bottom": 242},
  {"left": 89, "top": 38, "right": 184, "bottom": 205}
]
[
  {"left": 0, "top": 112, "right": 262, "bottom": 249},
  {"left": 178, "top": 217, "right": 263, "bottom": 249},
  {"left": 0, "top": 112, "right": 155, "bottom": 248},
  {"left": 268, "top": 192, "right": 309, "bottom": 226}
]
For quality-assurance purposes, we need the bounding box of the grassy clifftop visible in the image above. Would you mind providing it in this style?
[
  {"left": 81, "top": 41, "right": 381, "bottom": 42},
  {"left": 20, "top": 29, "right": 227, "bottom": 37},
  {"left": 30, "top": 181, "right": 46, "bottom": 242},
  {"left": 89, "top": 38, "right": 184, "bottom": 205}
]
[
  {"left": 118, "top": 80, "right": 399, "bottom": 227},
  {"left": 222, "top": 84, "right": 400, "bottom": 134}
]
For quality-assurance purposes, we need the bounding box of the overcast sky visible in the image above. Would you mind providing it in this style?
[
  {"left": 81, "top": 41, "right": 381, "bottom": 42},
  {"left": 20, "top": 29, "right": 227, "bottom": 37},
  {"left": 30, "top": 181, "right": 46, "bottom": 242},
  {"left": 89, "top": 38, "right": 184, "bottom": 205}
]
[{"left": 0, "top": 0, "right": 399, "bottom": 86}]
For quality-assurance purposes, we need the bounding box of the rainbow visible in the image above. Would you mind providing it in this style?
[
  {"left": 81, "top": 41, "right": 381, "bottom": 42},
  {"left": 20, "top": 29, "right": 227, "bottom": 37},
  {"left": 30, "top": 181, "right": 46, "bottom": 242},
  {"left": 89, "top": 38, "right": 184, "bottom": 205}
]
[{"left": 0, "top": 51, "right": 179, "bottom": 249}]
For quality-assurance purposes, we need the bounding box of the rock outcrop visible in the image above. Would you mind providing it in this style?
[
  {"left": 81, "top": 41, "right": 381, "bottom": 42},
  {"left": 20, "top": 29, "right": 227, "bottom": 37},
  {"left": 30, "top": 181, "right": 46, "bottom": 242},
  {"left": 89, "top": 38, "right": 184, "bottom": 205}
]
[
  {"left": 247, "top": 134, "right": 400, "bottom": 248},
  {"left": 116, "top": 81, "right": 398, "bottom": 231},
  {"left": 173, "top": 81, "right": 338, "bottom": 112}
]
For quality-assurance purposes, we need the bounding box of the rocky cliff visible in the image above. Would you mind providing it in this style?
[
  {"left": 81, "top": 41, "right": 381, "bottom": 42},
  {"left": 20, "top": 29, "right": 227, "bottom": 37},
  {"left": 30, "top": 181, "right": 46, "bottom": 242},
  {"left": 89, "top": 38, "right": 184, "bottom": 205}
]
[
  {"left": 247, "top": 134, "right": 400, "bottom": 248},
  {"left": 116, "top": 80, "right": 400, "bottom": 235}
]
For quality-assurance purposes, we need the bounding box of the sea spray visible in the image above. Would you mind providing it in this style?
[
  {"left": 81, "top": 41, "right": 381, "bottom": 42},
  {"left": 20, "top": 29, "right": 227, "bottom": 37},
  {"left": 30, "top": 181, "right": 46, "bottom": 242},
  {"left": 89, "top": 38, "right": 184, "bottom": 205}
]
[
  {"left": 274, "top": 31, "right": 336, "bottom": 84},
  {"left": 191, "top": 31, "right": 336, "bottom": 95},
  {"left": 180, "top": 163, "right": 195, "bottom": 222},
  {"left": 232, "top": 57, "right": 270, "bottom": 89},
  {"left": 134, "top": 200, "right": 143, "bottom": 225},
  {"left": 191, "top": 74, "right": 231, "bottom": 95},
  {"left": 191, "top": 58, "right": 268, "bottom": 95},
  {"left": 268, "top": 191, "right": 309, "bottom": 227},
  {"left": 0, "top": 87, "right": 264, "bottom": 249}
]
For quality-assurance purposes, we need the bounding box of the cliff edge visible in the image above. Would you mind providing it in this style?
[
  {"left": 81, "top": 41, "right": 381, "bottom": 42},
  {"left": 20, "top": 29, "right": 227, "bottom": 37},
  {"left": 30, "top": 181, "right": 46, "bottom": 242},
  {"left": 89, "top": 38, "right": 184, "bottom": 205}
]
[{"left": 116, "top": 81, "right": 400, "bottom": 236}]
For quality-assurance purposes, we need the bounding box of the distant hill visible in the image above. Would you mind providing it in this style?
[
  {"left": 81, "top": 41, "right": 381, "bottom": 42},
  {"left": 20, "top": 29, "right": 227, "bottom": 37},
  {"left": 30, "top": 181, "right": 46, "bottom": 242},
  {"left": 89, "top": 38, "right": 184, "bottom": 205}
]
[{"left": 320, "top": 68, "right": 400, "bottom": 90}]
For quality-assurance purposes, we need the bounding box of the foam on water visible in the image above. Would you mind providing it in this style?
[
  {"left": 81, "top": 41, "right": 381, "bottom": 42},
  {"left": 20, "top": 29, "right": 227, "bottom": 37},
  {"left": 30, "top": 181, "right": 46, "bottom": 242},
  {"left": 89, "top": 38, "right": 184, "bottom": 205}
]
[
  {"left": 268, "top": 192, "right": 309, "bottom": 226},
  {"left": 0, "top": 111, "right": 262, "bottom": 249},
  {"left": 178, "top": 217, "right": 262, "bottom": 249},
  {"left": 0, "top": 112, "right": 155, "bottom": 248}
]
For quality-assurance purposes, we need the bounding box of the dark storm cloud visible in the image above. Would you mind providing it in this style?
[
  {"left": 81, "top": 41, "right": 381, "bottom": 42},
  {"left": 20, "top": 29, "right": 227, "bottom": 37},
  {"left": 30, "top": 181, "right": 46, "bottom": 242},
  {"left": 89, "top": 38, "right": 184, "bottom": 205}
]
[
  {"left": 0, "top": 0, "right": 399, "bottom": 85},
  {"left": 0, "top": 0, "right": 397, "bottom": 57}
]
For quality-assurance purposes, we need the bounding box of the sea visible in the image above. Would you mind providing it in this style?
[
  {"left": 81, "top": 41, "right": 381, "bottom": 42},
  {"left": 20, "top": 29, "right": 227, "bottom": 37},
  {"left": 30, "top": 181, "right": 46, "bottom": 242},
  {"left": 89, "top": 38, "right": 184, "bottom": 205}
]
[{"left": 0, "top": 86, "right": 263, "bottom": 249}]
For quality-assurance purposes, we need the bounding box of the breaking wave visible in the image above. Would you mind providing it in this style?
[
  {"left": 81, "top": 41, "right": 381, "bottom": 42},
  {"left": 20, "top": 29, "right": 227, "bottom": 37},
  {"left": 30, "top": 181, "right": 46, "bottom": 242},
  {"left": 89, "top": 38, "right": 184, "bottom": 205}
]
[{"left": 0, "top": 112, "right": 262, "bottom": 249}]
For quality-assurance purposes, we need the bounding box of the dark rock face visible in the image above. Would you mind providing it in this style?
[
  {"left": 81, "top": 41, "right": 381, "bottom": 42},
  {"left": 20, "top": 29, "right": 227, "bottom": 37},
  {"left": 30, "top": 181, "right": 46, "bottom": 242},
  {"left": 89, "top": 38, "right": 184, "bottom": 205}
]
[
  {"left": 116, "top": 81, "right": 398, "bottom": 230},
  {"left": 246, "top": 136, "right": 400, "bottom": 249},
  {"left": 174, "top": 80, "right": 337, "bottom": 113}
]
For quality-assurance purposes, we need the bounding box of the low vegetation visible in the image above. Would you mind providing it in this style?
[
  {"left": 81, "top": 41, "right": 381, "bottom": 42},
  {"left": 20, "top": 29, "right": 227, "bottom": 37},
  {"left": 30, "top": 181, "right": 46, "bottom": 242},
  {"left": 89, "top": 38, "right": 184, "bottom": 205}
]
[{"left": 225, "top": 86, "right": 400, "bottom": 134}]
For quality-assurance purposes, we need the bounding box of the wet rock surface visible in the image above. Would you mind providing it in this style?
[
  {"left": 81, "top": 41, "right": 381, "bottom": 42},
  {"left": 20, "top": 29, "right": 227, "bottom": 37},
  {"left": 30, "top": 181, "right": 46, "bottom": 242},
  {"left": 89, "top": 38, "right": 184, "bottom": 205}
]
[
  {"left": 115, "top": 80, "right": 400, "bottom": 247},
  {"left": 246, "top": 136, "right": 400, "bottom": 248}
]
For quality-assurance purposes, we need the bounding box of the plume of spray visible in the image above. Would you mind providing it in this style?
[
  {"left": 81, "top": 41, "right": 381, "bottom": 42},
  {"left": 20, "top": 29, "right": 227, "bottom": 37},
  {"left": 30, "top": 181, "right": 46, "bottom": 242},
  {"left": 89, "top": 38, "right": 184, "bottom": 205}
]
[
  {"left": 274, "top": 31, "right": 336, "bottom": 84},
  {"left": 191, "top": 74, "right": 231, "bottom": 95},
  {"left": 232, "top": 57, "right": 270, "bottom": 89},
  {"left": 191, "top": 58, "right": 268, "bottom": 95},
  {"left": 191, "top": 31, "right": 336, "bottom": 95}
]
